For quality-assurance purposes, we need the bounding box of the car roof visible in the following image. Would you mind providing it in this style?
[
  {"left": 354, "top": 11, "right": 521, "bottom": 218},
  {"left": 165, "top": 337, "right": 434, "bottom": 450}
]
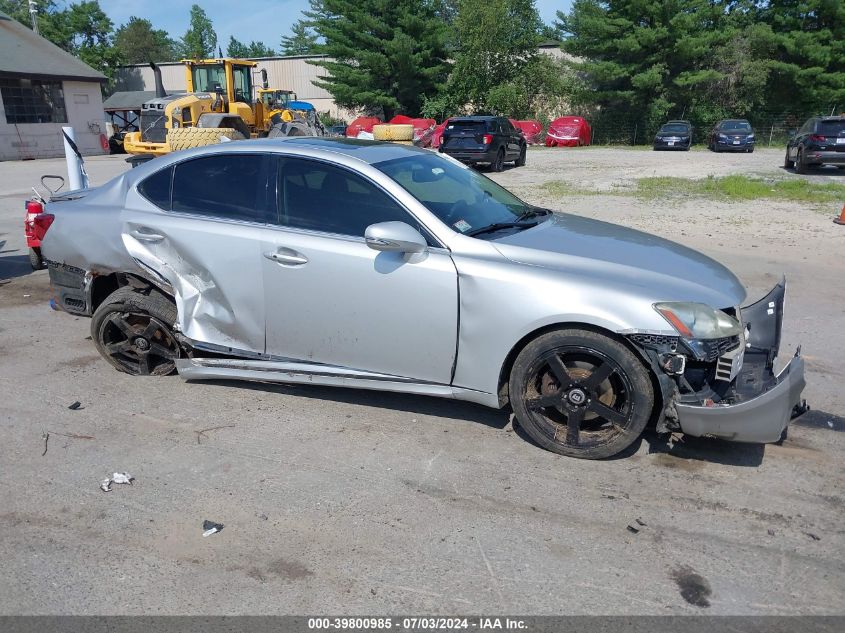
[
  {"left": 718, "top": 119, "right": 750, "bottom": 125},
  {"left": 665, "top": 120, "right": 691, "bottom": 125},
  {"left": 819, "top": 115, "right": 845, "bottom": 121},
  {"left": 130, "top": 137, "right": 430, "bottom": 176},
  {"left": 449, "top": 116, "right": 497, "bottom": 121}
]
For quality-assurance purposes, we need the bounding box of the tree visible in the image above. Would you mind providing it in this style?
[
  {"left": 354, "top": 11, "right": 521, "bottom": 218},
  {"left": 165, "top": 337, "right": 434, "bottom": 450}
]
[
  {"left": 557, "top": 0, "right": 845, "bottom": 135},
  {"left": 280, "top": 20, "right": 319, "bottom": 56},
  {"left": 227, "top": 36, "right": 276, "bottom": 58},
  {"left": 62, "top": 1, "right": 123, "bottom": 81},
  {"left": 446, "top": 0, "right": 543, "bottom": 114},
  {"left": 114, "top": 16, "right": 177, "bottom": 64},
  {"left": 310, "top": 0, "right": 450, "bottom": 119},
  {"left": 180, "top": 4, "right": 216, "bottom": 59}
]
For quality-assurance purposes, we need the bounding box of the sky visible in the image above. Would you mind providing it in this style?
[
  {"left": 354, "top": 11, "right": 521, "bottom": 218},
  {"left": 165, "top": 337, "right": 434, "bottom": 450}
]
[{"left": 81, "top": 0, "right": 571, "bottom": 53}]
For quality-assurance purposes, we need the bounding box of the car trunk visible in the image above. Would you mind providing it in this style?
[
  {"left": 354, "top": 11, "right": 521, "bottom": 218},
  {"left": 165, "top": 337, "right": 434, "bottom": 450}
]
[{"left": 442, "top": 120, "right": 490, "bottom": 152}]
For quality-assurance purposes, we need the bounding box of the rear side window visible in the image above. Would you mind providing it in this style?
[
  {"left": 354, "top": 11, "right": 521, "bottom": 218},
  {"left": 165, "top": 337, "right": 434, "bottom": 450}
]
[
  {"left": 137, "top": 166, "right": 172, "bottom": 210},
  {"left": 278, "top": 158, "right": 414, "bottom": 238},
  {"left": 818, "top": 120, "right": 845, "bottom": 136},
  {"left": 171, "top": 154, "right": 269, "bottom": 223}
]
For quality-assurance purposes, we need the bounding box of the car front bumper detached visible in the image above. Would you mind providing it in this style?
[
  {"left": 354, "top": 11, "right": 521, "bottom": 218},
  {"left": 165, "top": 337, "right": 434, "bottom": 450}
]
[
  {"left": 676, "top": 351, "right": 805, "bottom": 442},
  {"left": 648, "top": 279, "right": 807, "bottom": 443}
]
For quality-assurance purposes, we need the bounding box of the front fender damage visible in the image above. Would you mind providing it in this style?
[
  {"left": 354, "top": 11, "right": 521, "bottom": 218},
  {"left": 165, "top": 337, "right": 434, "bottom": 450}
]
[{"left": 629, "top": 279, "right": 807, "bottom": 443}]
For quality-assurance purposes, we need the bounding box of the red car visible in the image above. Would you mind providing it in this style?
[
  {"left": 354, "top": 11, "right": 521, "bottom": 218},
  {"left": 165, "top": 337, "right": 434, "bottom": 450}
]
[{"left": 546, "top": 116, "right": 592, "bottom": 147}]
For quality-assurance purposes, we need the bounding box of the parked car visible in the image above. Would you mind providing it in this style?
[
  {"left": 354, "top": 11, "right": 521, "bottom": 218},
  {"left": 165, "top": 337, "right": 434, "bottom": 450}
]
[
  {"left": 36, "top": 138, "right": 806, "bottom": 460},
  {"left": 653, "top": 120, "right": 692, "bottom": 151},
  {"left": 708, "top": 119, "right": 756, "bottom": 152},
  {"left": 545, "top": 116, "right": 591, "bottom": 147},
  {"left": 328, "top": 124, "right": 347, "bottom": 137},
  {"left": 439, "top": 116, "right": 526, "bottom": 171},
  {"left": 784, "top": 115, "right": 845, "bottom": 174}
]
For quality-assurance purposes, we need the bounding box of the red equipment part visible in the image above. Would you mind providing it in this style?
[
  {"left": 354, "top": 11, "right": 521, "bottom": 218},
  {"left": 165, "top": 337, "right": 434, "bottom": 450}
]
[
  {"left": 431, "top": 120, "right": 449, "bottom": 148},
  {"left": 546, "top": 116, "right": 592, "bottom": 147},
  {"left": 513, "top": 120, "right": 543, "bottom": 144},
  {"left": 345, "top": 117, "right": 382, "bottom": 138},
  {"left": 388, "top": 116, "right": 437, "bottom": 146},
  {"left": 24, "top": 199, "right": 44, "bottom": 248}
]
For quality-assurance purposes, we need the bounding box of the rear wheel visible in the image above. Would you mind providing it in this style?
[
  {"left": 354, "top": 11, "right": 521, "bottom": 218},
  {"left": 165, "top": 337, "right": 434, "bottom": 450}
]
[
  {"left": 28, "top": 247, "right": 43, "bottom": 270},
  {"left": 796, "top": 148, "right": 809, "bottom": 174},
  {"left": 515, "top": 144, "right": 527, "bottom": 167},
  {"left": 91, "top": 287, "right": 181, "bottom": 376},
  {"left": 491, "top": 148, "right": 505, "bottom": 172},
  {"left": 509, "top": 329, "right": 654, "bottom": 459}
]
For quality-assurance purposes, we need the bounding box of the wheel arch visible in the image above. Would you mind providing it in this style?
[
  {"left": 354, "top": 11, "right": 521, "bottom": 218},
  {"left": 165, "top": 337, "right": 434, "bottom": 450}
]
[
  {"left": 496, "top": 321, "right": 664, "bottom": 422},
  {"left": 89, "top": 271, "right": 176, "bottom": 313}
]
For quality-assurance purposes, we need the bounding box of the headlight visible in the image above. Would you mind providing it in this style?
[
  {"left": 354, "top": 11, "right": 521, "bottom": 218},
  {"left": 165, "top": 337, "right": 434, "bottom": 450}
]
[
  {"left": 718, "top": 133, "right": 728, "bottom": 140},
  {"left": 654, "top": 302, "right": 741, "bottom": 339},
  {"left": 747, "top": 134, "right": 755, "bottom": 141}
]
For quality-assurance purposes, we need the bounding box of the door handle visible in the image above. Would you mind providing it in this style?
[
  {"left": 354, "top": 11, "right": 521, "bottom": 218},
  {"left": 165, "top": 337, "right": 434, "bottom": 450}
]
[
  {"left": 264, "top": 248, "right": 308, "bottom": 266},
  {"left": 129, "top": 228, "right": 164, "bottom": 242}
]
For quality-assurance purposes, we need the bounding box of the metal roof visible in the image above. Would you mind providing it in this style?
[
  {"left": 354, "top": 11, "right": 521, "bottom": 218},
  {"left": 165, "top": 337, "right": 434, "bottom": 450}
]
[
  {"left": 103, "top": 90, "right": 185, "bottom": 111},
  {"left": 0, "top": 11, "right": 106, "bottom": 82}
]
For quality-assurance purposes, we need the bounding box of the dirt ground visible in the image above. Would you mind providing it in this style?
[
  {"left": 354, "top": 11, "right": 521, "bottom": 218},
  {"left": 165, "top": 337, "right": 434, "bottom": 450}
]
[{"left": 0, "top": 147, "right": 843, "bottom": 616}]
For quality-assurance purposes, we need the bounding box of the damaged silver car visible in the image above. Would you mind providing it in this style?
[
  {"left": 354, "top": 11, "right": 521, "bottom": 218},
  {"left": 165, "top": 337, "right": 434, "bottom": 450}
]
[{"left": 36, "top": 138, "right": 806, "bottom": 459}]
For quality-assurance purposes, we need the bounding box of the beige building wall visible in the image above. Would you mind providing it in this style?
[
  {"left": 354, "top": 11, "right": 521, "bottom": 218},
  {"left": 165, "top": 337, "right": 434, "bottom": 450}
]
[{"left": 0, "top": 79, "right": 107, "bottom": 160}]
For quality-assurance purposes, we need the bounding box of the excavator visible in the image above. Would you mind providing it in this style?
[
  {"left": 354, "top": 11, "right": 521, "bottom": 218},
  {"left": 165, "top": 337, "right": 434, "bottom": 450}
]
[{"left": 123, "top": 59, "right": 323, "bottom": 156}]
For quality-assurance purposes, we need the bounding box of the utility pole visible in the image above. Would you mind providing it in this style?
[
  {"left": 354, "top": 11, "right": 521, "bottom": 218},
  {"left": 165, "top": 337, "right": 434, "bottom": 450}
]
[{"left": 28, "top": 0, "right": 39, "bottom": 35}]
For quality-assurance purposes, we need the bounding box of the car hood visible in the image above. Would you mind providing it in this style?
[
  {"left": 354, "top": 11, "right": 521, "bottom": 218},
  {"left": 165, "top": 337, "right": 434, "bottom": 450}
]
[{"left": 491, "top": 213, "right": 747, "bottom": 308}]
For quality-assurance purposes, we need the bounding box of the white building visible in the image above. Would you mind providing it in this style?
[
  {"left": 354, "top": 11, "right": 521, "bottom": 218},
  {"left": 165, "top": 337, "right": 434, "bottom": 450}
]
[{"left": 0, "top": 11, "right": 107, "bottom": 160}]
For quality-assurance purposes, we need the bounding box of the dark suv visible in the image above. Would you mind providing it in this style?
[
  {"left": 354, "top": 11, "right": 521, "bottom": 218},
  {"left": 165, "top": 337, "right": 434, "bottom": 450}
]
[
  {"left": 785, "top": 116, "right": 845, "bottom": 173},
  {"left": 708, "top": 119, "right": 755, "bottom": 152},
  {"left": 439, "top": 116, "right": 526, "bottom": 171}
]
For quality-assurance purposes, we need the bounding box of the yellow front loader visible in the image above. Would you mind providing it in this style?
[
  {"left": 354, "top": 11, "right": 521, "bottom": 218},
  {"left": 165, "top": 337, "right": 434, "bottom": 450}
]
[{"left": 123, "top": 59, "right": 322, "bottom": 156}]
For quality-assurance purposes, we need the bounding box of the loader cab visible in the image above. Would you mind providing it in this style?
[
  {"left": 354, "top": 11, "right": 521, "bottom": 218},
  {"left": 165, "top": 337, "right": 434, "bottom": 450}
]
[
  {"left": 259, "top": 89, "right": 296, "bottom": 111},
  {"left": 184, "top": 59, "right": 256, "bottom": 106}
]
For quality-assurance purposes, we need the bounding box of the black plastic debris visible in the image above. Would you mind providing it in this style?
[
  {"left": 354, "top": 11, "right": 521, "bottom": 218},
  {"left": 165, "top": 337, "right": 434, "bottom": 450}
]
[
  {"left": 202, "top": 520, "right": 224, "bottom": 537},
  {"left": 68, "top": 401, "right": 83, "bottom": 410},
  {"left": 635, "top": 518, "right": 647, "bottom": 527},
  {"left": 626, "top": 525, "right": 640, "bottom": 534}
]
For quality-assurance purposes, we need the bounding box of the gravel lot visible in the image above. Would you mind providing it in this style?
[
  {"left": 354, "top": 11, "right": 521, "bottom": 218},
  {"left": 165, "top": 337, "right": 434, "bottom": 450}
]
[{"left": 0, "top": 147, "right": 843, "bottom": 616}]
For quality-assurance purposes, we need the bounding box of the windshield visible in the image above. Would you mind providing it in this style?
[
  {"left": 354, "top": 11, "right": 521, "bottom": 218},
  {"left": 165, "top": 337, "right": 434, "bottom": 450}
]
[
  {"left": 719, "top": 121, "right": 752, "bottom": 132},
  {"left": 375, "top": 153, "right": 534, "bottom": 235},
  {"left": 191, "top": 64, "right": 226, "bottom": 93},
  {"left": 261, "top": 91, "right": 293, "bottom": 109},
  {"left": 659, "top": 124, "right": 689, "bottom": 134}
]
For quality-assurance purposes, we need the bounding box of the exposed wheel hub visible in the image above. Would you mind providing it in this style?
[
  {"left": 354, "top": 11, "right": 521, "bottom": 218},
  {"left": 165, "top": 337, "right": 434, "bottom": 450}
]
[
  {"left": 567, "top": 387, "right": 587, "bottom": 406},
  {"left": 134, "top": 337, "right": 150, "bottom": 351}
]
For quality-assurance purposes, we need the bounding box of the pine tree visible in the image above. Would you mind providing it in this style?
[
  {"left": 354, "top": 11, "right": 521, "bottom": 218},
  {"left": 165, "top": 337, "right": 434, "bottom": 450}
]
[
  {"left": 280, "top": 20, "right": 319, "bottom": 56},
  {"left": 179, "top": 4, "right": 216, "bottom": 59},
  {"left": 310, "top": 0, "right": 450, "bottom": 119}
]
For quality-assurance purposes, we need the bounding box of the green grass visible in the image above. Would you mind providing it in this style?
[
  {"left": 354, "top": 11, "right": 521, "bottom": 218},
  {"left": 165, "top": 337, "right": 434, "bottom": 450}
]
[
  {"left": 541, "top": 174, "right": 845, "bottom": 204},
  {"left": 634, "top": 174, "right": 845, "bottom": 203}
]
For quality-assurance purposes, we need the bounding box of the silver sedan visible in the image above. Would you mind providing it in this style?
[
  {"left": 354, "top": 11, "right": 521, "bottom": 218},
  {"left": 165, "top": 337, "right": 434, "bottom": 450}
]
[{"left": 36, "top": 138, "right": 806, "bottom": 459}]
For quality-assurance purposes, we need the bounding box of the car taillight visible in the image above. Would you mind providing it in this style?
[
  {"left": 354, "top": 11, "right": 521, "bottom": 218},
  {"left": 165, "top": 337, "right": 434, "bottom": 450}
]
[
  {"left": 32, "top": 213, "right": 54, "bottom": 241},
  {"left": 26, "top": 200, "right": 44, "bottom": 216},
  {"left": 483, "top": 134, "right": 493, "bottom": 145},
  {"left": 810, "top": 134, "right": 826, "bottom": 142}
]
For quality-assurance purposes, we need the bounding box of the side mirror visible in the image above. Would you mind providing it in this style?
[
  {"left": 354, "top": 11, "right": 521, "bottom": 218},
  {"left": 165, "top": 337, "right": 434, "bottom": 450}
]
[{"left": 365, "top": 221, "right": 427, "bottom": 254}]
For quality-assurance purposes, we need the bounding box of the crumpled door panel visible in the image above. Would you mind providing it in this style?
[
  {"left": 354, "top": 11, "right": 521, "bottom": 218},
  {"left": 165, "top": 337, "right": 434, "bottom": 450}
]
[{"left": 122, "top": 216, "right": 266, "bottom": 354}]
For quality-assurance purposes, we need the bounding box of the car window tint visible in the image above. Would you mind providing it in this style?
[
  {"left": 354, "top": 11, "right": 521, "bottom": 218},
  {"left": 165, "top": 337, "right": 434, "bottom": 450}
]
[
  {"left": 818, "top": 120, "right": 845, "bottom": 135},
  {"left": 171, "top": 154, "right": 268, "bottom": 223},
  {"left": 137, "top": 166, "right": 173, "bottom": 210},
  {"left": 446, "top": 120, "right": 487, "bottom": 134},
  {"left": 278, "top": 159, "right": 414, "bottom": 238}
]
